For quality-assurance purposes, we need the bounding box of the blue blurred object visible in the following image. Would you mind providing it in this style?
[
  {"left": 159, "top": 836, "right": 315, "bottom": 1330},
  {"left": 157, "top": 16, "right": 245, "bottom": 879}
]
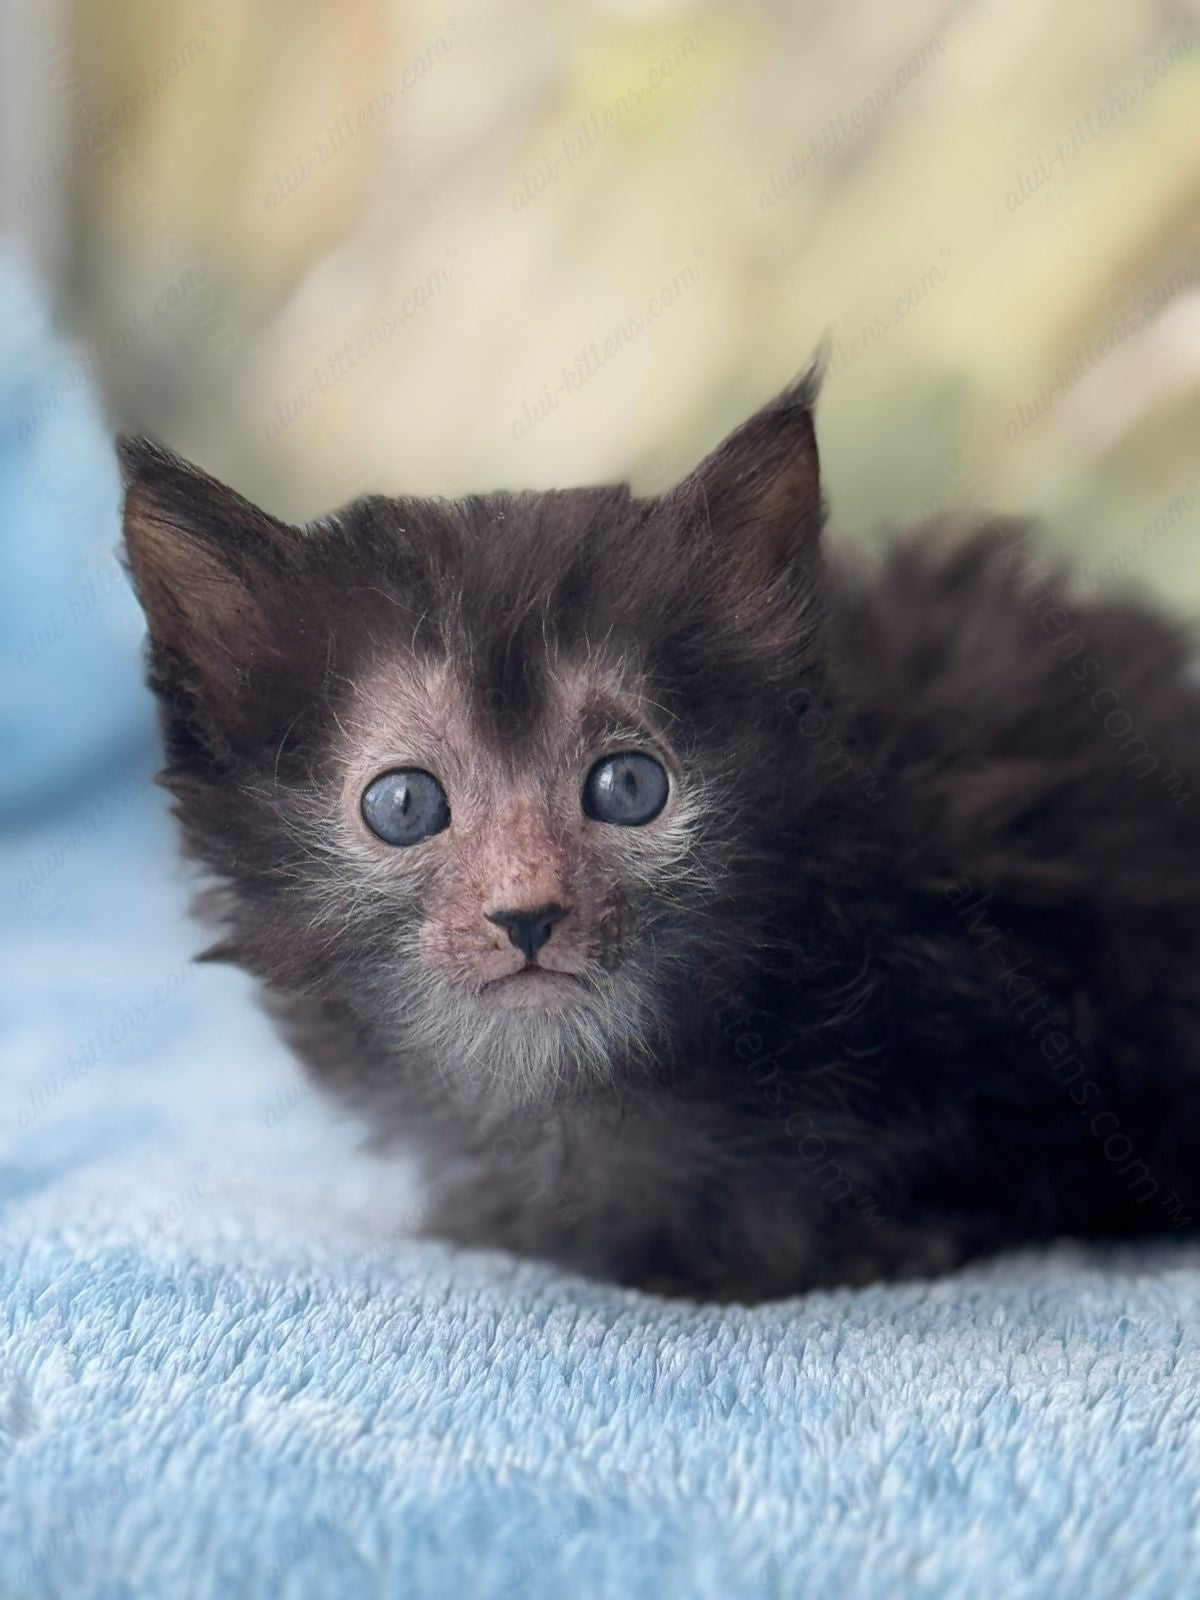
[
  {"left": 0, "top": 252, "right": 152, "bottom": 824},
  {"left": 5, "top": 248, "right": 1200, "bottom": 1600}
]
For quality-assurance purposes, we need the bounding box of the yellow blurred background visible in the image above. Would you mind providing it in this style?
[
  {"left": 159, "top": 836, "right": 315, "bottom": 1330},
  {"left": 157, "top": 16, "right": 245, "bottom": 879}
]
[{"left": 4, "top": 0, "right": 1199, "bottom": 604}]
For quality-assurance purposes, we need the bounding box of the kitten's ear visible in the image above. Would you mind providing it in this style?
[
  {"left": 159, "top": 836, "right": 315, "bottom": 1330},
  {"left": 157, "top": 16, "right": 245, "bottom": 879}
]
[
  {"left": 119, "top": 437, "right": 297, "bottom": 753},
  {"left": 674, "top": 366, "right": 824, "bottom": 583}
]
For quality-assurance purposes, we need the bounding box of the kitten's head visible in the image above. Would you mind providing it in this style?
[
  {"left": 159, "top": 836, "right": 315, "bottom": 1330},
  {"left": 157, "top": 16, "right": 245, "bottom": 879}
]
[{"left": 120, "top": 376, "right": 829, "bottom": 1109}]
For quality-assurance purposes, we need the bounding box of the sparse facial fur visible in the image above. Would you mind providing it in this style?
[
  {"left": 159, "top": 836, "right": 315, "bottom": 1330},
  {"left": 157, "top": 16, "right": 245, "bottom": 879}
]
[{"left": 120, "top": 372, "right": 1200, "bottom": 1301}]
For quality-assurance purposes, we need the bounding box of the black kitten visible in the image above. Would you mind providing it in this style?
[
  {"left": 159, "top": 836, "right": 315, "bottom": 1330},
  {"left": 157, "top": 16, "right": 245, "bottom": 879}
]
[{"left": 119, "top": 374, "right": 1200, "bottom": 1300}]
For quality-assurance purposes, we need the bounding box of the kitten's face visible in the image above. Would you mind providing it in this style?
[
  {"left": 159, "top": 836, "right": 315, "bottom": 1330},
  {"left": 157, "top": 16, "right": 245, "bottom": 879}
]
[
  {"left": 324, "top": 652, "right": 708, "bottom": 1100},
  {"left": 120, "top": 377, "right": 826, "bottom": 1107}
]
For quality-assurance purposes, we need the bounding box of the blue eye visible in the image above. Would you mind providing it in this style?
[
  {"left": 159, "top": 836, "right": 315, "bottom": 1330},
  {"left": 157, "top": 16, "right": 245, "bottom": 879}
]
[
  {"left": 583, "top": 753, "right": 669, "bottom": 826},
  {"left": 361, "top": 769, "right": 449, "bottom": 846}
]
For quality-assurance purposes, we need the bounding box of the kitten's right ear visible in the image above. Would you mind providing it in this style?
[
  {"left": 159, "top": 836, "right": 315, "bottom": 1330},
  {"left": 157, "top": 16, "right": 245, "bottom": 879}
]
[
  {"left": 671, "top": 363, "right": 825, "bottom": 589},
  {"left": 119, "top": 437, "right": 297, "bottom": 749}
]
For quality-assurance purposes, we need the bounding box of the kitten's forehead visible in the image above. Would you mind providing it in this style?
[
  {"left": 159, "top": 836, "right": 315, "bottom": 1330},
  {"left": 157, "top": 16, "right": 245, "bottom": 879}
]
[{"left": 346, "top": 650, "right": 659, "bottom": 785}]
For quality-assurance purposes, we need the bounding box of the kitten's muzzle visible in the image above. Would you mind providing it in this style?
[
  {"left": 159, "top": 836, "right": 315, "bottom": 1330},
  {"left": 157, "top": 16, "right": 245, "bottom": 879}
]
[{"left": 485, "top": 902, "right": 571, "bottom": 962}]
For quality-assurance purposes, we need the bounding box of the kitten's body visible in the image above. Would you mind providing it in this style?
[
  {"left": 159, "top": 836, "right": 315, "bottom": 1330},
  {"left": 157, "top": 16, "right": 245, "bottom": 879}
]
[{"left": 120, "top": 378, "right": 1200, "bottom": 1300}]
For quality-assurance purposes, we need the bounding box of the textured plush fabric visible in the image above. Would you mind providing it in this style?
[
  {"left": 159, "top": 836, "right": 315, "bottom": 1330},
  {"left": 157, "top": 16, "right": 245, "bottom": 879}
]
[{"left": 5, "top": 254, "right": 1200, "bottom": 1600}]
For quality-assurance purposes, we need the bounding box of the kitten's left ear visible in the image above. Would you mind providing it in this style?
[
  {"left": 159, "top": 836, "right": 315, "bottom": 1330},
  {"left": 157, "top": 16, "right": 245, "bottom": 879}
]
[
  {"left": 118, "top": 436, "right": 299, "bottom": 753},
  {"left": 118, "top": 436, "right": 293, "bottom": 631},
  {"left": 674, "top": 365, "right": 824, "bottom": 582}
]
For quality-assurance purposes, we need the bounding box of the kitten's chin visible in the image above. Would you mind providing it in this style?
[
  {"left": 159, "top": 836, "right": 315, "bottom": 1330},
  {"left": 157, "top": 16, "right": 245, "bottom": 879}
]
[
  {"left": 476, "top": 967, "right": 590, "bottom": 1013},
  {"left": 395, "top": 962, "right": 659, "bottom": 1109}
]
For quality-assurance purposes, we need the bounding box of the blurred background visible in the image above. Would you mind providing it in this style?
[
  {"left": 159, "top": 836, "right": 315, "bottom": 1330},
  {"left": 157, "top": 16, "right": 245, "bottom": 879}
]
[{"left": 2, "top": 0, "right": 1199, "bottom": 582}]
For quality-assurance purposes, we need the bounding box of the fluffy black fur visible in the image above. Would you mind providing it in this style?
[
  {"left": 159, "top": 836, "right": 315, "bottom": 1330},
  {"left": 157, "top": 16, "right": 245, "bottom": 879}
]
[{"left": 119, "top": 376, "right": 1200, "bottom": 1301}]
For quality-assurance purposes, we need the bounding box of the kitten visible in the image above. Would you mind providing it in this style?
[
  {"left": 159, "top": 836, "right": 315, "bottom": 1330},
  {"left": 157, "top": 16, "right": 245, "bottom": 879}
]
[{"left": 119, "top": 374, "right": 1200, "bottom": 1301}]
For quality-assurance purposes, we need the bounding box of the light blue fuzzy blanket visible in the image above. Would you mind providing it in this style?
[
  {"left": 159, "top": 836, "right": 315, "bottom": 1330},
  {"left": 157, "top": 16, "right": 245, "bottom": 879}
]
[{"left": 5, "top": 259, "right": 1200, "bottom": 1600}]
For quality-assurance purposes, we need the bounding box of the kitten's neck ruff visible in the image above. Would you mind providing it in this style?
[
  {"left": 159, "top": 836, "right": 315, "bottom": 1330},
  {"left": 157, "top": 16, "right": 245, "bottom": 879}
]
[{"left": 268, "top": 920, "right": 770, "bottom": 1126}]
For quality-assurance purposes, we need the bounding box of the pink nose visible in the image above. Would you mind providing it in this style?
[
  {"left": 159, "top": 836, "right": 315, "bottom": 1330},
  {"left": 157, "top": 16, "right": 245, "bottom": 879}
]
[{"left": 485, "top": 902, "right": 571, "bottom": 961}]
